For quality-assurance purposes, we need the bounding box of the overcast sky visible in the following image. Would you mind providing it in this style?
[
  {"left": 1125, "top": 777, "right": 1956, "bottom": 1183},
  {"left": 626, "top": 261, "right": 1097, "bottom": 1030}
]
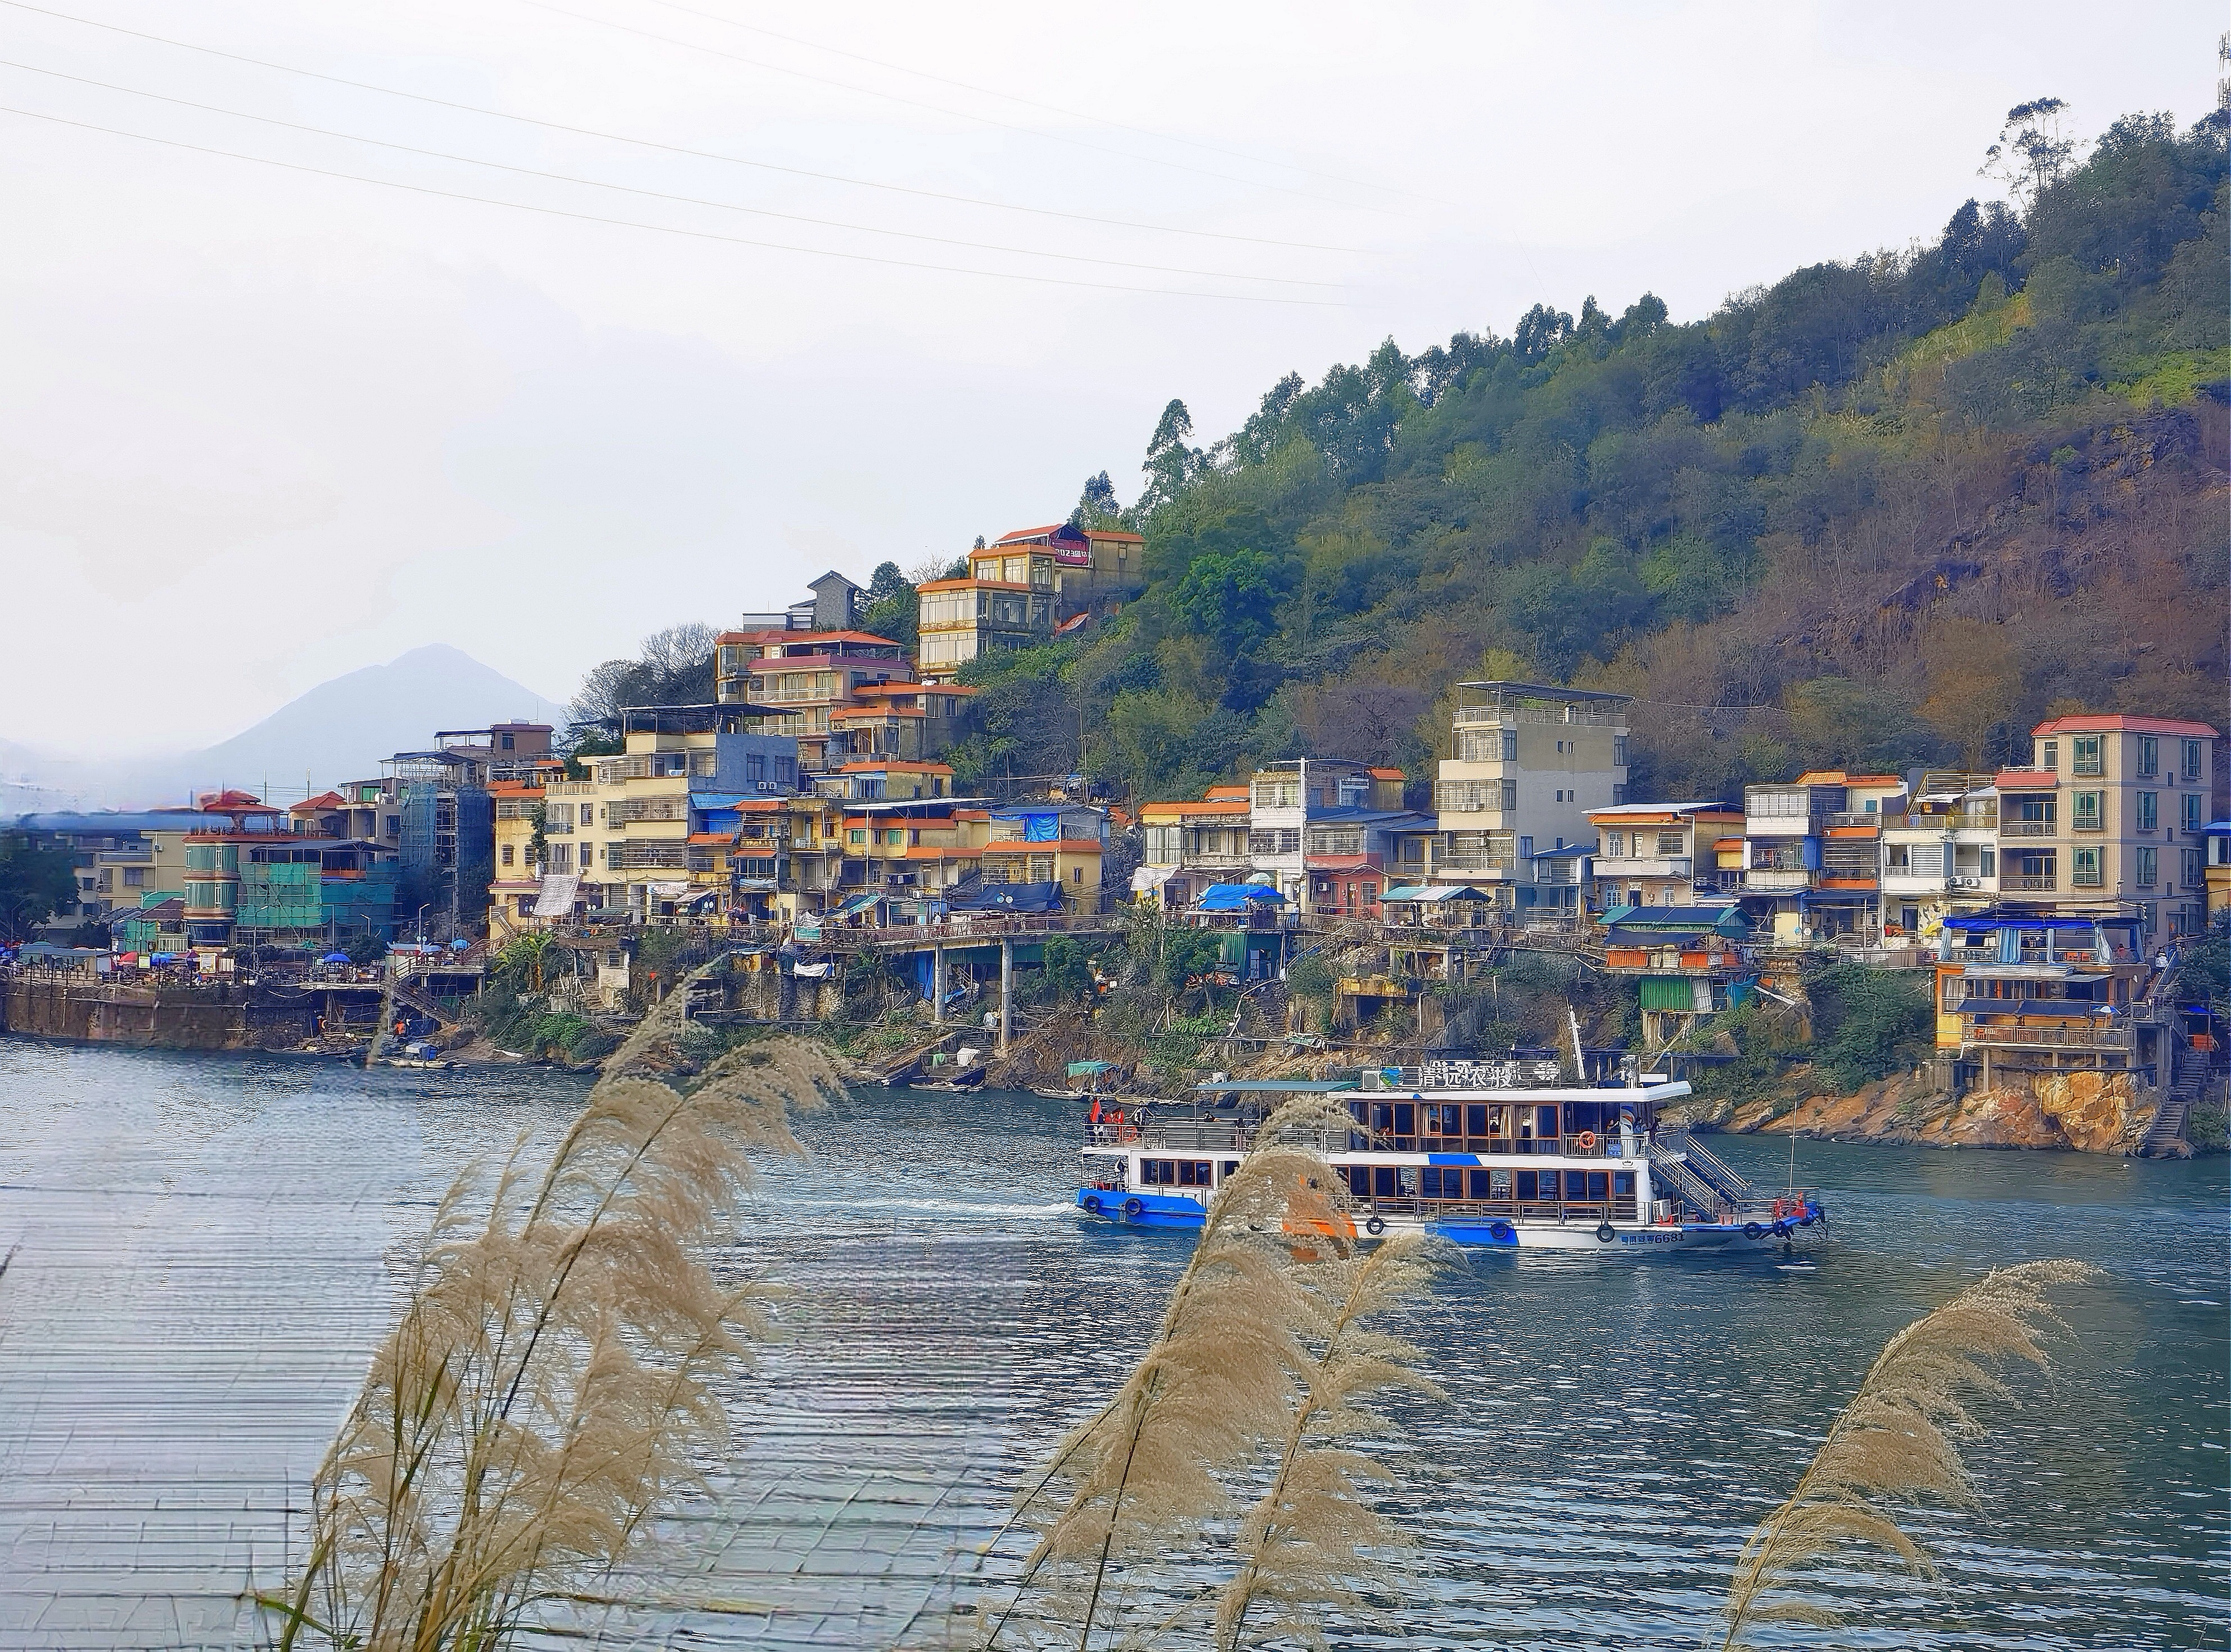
[{"left": 1, "top": 0, "right": 2220, "bottom": 758}]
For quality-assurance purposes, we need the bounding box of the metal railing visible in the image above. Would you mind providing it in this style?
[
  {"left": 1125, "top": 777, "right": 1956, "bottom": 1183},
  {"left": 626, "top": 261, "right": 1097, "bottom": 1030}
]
[
  {"left": 2003, "top": 874, "right": 2057, "bottom": 892},
  {"left": 2000, "top": 820, "right": 2056, "bottom": 838}
]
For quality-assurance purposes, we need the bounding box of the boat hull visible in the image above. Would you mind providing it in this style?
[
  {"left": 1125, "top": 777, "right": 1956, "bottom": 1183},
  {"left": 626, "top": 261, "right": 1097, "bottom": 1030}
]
[{"left": 1072, "top": 1189, "right": 1826, "bottom": 1251}]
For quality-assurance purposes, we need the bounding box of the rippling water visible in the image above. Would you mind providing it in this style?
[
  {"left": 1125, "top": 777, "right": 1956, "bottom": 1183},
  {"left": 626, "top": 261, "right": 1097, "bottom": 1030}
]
[{"left": 0, "top": 1037, "right": 2223, "bottom": 1649}]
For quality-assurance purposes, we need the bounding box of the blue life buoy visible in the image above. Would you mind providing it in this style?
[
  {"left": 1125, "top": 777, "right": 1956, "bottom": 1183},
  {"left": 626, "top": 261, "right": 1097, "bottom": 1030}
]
[
  {"left": 1364, "top": 1215, "right": 1386, "bottom": 1236},
  {"left": 1595, "top": 1221, "right": 1617, "bottom": 1244},
  {"left": 1742, "top": 1221, "right": 1765, "bottom": 1240},
  {"left": 1488, "top": 1220, "right": 1515, "bottom": 1243},
  {"left": 1770, "top": 1220, "right": 1791, "bottom": 1239},
  {"left": 1081, "top": 1194, "right": 1103, "bottom": 1216},
  {"left": 1121, "top": 1196, "right": 1145, "bottom": 1220}
]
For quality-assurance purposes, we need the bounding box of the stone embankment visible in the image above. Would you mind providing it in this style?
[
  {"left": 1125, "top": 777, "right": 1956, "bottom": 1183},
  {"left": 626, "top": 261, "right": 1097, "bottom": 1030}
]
[
  {"left": 3, "top": 973, "right": 322, "bottom": 1051},
  {"left": 1676, "top": 1067, "right": 2165, "bottom": 1154}
]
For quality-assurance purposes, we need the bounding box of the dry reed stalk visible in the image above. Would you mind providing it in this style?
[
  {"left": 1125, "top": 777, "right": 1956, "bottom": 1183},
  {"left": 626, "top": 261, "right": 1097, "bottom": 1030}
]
[
  {"left": 981, "top": 1098, "right": 1437, "bottom": 1652},
  {"left": 257, "top": 996, "right": 845, "bottom": 1652},
  {"left": 1214, "top": 1233, "right": 1446, "bottom": 1652},
  {"left": 1717, "top": 1258, "right": 2096, "bottom": 1651}
]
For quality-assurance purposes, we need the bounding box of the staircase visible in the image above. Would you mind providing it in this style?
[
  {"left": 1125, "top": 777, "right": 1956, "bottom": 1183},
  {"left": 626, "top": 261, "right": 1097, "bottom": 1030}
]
[
  {"left": 1228, "top": 984, "right": 1290, "bottom": 1045},
  {"left": 2141, "top": 1059, "right": 2206, "bottom": 1158},
  {"left": 1653, "top": 1129, "right": 1769, "bottom": 1222}
]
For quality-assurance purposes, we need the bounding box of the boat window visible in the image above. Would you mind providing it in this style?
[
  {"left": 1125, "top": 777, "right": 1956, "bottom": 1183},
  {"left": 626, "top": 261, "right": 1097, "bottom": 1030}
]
[
  {"left": 1392, "top": 1104, "right": 1415, "bottom": 1136},
  {"left": 1422, "top": 1167, "right": 1462, "bottom": 1198},
  {"left": 1142, "top": 1159, "right": 1183, "bottom": 1184},
  {"left": 1483, "top": 1167, "right": 1511, "bottom": 1199},
  {"left": 1612, "top": 1171, "right": 1635, "bottom": 1197},
  {"left": 1220, "top": 1159, "right": 1240, "bottom": 1182},
  {"left": 1177, "top": 1160, "right": 1212, "bottom": 1186},
  {"left": 1344, "top": 1165, "right": 1371, "bottom": 1199},
  {"left": 1487, "top": 1105, "right": 1509, "bottom": 1137},
  {"left": 1398, "top": 1166, "right": 1418, "bottom": 1195},
  {"left": 1467, "top": 1168, "right": 1495, "bottom": 1199},
  {"left": 1585, "top": 1171, "right": 1610, "bottom": 1202},
  {"left": 1515, "top": 1170, "right": 1542, "bottom": 1201},
  {"left": 1466, "top": 1104, "right": 1491, "bottom": 1137},
  {"left": 1369, "top": 1103, "right": 1395, "bottom": 1134},
  {"left": 1372, "top": 1167, "right": 1399, "bottom": 1199},
  {"left": 1536, "top": 1105, "right": 1560, "bottom": 1141},
  {"left": 1517, "top": 1110, "right": 1535, "bottom": 1140}
]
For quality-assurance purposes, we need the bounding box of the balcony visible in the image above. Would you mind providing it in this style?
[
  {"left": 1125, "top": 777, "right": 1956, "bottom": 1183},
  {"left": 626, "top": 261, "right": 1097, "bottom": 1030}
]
[
  {"left": 2003, "top": 873, "right": 2057, "bottom": 892},
  {"left": 1435, "top": 852, "right": 1516, "bottom": 877},
  {"left": 1452, "top": 705, "right": 1625, "bottom": 728},
  {"left": 1594, "top": 855, "right": 1691, "bottom": 880},
  {"left": 1885, "top": 810, "right": 1996, "bottom": 832},
  {"left": 1743, "top": 868, "right": 1813, "bottom": 891},
  {"left": 2000, "top": 820, "right": 2056, "bottom": 838},
  {"left": 1827, "top": 811, "right": 1883, "bottom": 829}
]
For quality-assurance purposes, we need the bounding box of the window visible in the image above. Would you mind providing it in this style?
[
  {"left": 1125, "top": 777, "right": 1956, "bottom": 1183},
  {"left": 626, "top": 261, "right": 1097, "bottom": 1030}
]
[
  {"left": 2184, "top": 848, "right": 2204, "bottom": 890},
  {"left": 1518, "top": 836, "right": 1533, "bottom": 860},
  {"left": 2040, "top": 739, "right": 2058, "bottom": 770},
  {"left": 2135, "top": 846, "right": 2157, "bottom": 888},
  {"left": 849, "top": 829, "right": 867, "bottom": 846},
  {"left": 2138, "top": 736, "right": 2158, "bottom": 777},
  {"left": 2072, "top": 846, "right": 2102, "bottom": 886},
  {"left": 1656, "top": 830, "right": 1683, "bottom": 855},
  {"left": 2184, "top": 738, "right": 2204, "bottom": 780},
  {"left": 499, "top": 732, "right": 515, "bottom": 751},
  {"left": 1500, "top": 779, "right": 1517, "bottom": 810},
  {"left": 2184, "top": 793, "right": 2203, "bottom": 833},
  {"left": 1502, "top": 730, "right": 1518, "bottom": 762},
  {"left": 2137, "top": 792, "right": 2157, "bottom": 831},
  {"left": 1980, "top": 846, "right": 1995, "bottom": 877},
  {"left": 2072, "top": 791, "right": 2102, "bottom": 830},
  {"left": 501, "top": 843, "right": 514, "bottom": 867},
  {"left": 2072, "top": 735, "right": 2103, "bottom": 775},
  {"left": 123, "top": 866, "right": 144, "bottom": 887},
  {"left": 1613, "top": 735, "right": 1628, "bottom": 766},
  {"left": 1611, "top": 784, "right": 1627, "bottom": 805},
  {"left": 1604, "top": 830, "right": 1625, "bottom": 856},
  {"left": 548, "top": 843, "right": 571, "bottom": 873}
]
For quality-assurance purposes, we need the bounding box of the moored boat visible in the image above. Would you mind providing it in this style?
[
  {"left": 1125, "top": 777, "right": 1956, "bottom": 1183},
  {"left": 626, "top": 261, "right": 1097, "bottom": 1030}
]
[{"left": 1074, "top": 1063, "right": 1824, "bottom": 1253}]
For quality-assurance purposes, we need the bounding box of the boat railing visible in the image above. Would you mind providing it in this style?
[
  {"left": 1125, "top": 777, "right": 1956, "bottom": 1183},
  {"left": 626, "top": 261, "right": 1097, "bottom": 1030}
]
[{"left": 1356, "top": 1195, "right": 1642, "bottom": 1224}]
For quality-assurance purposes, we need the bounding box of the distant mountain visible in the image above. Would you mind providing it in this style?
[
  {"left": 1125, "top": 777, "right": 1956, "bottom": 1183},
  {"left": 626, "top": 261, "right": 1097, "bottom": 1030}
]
[
  {"left": 180, "top": 645, "right": 566, "bottom": 796},
  {"left": 1, "top": 646, "right": 566, "bottom": 813}
]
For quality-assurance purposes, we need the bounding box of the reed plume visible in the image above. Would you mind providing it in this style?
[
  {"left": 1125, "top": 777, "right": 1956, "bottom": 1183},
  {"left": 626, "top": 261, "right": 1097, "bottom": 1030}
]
[
  {"left": 981, "top": 1098, "right": 1439, "bottom": 1652},
  {"left": 259, "top": 995, "right": 844, "bottom": 1652},
  {"left": 1214, "top": 1233, "right": 1446, "bottom": 1652},
  {"left": 1717, "top": 1258, "right": 2095, "bottom": 1651}
]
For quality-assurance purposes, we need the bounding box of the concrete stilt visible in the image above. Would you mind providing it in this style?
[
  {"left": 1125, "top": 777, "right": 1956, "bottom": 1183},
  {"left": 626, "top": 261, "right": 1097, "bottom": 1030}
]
[
  {"left": 932, "top": 944, "right": 945, "bottom": 1026},
  {"left": 999, "top": 938, "right": 1013, "bottom": 1057}
]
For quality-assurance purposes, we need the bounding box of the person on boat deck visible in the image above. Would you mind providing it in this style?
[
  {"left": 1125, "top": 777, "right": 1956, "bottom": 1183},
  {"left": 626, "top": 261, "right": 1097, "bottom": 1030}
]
[{"left": 1088, "top": 1099, "right": 1102, "bottom": 1125}]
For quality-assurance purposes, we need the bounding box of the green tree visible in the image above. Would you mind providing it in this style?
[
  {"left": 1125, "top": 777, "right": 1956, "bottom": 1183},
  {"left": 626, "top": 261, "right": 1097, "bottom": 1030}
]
[
  {"left": 1981, "top": 97, "right": 2080, "bottom": 205},
  {"left": 1070, "top": 470, "right": 1123, "bottom": 529},
  {"left": 0, "top": 833, "right": 78, "bottom": 942},
  {"left": 1139, "top": 399, "right": 1204, "bottom": 515},
  {"left": 858, "top": 560, "right": 918, "bottom": 649},
  {"left": 1171, "top": 547, "right": 1284, "bottom": 657}
]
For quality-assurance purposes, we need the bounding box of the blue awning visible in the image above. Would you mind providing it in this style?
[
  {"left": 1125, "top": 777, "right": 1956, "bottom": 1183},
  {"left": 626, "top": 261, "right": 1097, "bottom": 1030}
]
[
  {"left": 833, "top": 892, "right": 883, "bottom": 917},
  {"left": 949, "top": 879, "right": 1064, "bottom": 913},
  {"left": 1196, "top": 883, "right": 1286, "bottom": 911}
]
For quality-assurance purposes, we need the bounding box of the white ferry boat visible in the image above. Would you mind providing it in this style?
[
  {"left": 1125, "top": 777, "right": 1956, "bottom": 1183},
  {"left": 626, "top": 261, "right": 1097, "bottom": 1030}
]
[{"left": 1075, "top": 1060, "right": 1824, "bottom": 1253}]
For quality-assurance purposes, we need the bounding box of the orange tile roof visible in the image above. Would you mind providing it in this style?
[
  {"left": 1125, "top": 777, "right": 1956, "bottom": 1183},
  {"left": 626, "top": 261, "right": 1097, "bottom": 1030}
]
[
  {"left": 2032, "top": 712, "right": 2220, "bottom": 738},
  {"left": 1206, "top": 785, "right": 1250, "bottom": 800},
  {"left": 686, "top": 832, "right": 732, "bottom": 846},
  {"left": 291, "top": 791, "right": 347, "bottom": 812},
  {"left": 1085, "top": 528, "right": 1144, "bottom": 543},
  {"left": 1995, "top": 769, "right": 2058, "bottom": 789},
  {"left": 1368, "top": 767, "right": 1405, "bottom": 780}
]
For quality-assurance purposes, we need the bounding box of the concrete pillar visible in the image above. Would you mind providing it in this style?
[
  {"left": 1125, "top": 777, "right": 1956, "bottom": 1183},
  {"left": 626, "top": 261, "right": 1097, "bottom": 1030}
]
[
  {"left": 999, "top": 937, "right": 1013, "bottom": 1057},
  {"left": 932, "top": 944, "right": 945, "bottom": 1026}
]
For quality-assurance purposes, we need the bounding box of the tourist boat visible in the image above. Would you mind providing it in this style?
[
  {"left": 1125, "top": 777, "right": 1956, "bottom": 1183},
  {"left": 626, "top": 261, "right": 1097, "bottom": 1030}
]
[{"left": 1074, "top": 1062, "right": 1824, "bottom": 1252}]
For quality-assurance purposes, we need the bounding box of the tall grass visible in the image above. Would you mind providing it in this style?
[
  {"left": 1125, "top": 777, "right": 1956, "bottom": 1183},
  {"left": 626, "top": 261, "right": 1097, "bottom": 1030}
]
[
  {"left": 1718, "top": 1258, "right": 2096, "bottom": 1651},
  {"left": 979, "top": 1098, "right": 1446, "bottom": 1650},
  {"left": 256, "top": 990, "right": 844, "bottom": 1650}
]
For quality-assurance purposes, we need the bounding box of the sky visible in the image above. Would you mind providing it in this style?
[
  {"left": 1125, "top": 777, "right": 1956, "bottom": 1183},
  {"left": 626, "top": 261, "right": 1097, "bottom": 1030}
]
[{"left": 1, "top": 0, "right": 2222, "bottom": 759}]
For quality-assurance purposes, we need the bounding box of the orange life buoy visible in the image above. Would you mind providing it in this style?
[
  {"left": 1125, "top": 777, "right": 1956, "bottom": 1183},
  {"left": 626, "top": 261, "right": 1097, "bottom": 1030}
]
[
  {"left": 1574, "top": 1130, "right": 1597, "bottom": 1151},
  {"left": 1117, "top": 1125, "right": 1139, "bottom": 1144}
]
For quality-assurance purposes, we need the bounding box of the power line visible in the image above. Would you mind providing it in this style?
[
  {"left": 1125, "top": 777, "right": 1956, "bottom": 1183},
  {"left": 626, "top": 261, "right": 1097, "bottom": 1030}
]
[
  {"left": 0, "top": 0, "right": 1372, "bottom": 253},
  {"left": 0, "top": 102, "right": 1349, "bottom": 304},
  {"left": 521, "top": 0, "right": 1425, "bottom": 221},
  {"left": 637, "top": 0, "right": 1457, "bottom": 211},
  {"left": 0, "top": 57, "right": 1344, "bottom": 288}
]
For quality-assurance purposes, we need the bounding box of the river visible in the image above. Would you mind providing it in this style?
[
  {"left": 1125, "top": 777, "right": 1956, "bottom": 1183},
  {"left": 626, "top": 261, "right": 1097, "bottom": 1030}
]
[{"left": 0, "top": 1037, "right": 2223, "bottom": 1649}]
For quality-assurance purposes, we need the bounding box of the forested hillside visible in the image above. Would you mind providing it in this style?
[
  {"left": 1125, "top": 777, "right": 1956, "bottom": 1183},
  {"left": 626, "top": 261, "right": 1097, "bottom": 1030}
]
[{"left": 944, "top": 109, "right": 2228, "bottom": 805}]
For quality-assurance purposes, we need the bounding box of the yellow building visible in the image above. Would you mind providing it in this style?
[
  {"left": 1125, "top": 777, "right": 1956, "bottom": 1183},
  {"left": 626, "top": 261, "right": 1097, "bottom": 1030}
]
[{"left": 916, "top": 521, "right": 1144, "bottom": 682}]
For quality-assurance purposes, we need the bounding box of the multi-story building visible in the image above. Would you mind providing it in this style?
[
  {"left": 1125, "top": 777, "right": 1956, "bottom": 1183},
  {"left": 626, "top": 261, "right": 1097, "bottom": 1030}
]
[
  {"left": 1300, "top": 798, "right": 1431, "bottom": 920},
  {"left": 1431, "top": 681, "right": 1630, "bottom": 914},
  {"left": 1738, "top": 771, "right": 1904, "bottom": 941},
  {"left": 1881, "top": 773, "right": 2000, "bottom": 938},
  {"left": 1137, "top": 786, "right": 1254, "bottom": 908},
  {"left": 382, "top": 749, "right": 494, "bottom": 942},
  {"left": 1932, "top": 908, "right": 2164, "bottom": 1090},
  {"left": 984, "top": 803, "right": 1108, "bottom": 911},
  {"left": 915, "top": 520, "right": 1144, "bottom": 682},
  {"left": 1599, "top": 905, "right": 1755, "bottom": 1045},
  {"left": 1996, "top": 714, "right": 2218, "bottom": 943},
  {"left": 828, "top": 681, "right": 973, "bottom": 768},
  {"left": 714, "top": 629, "right": 914, "bottom": 774},
  {"left": 817, "top": 759, "right": 957, "bottom": 802},
  {"left": 1587, "top": 802, "right": 1743, "bottom": 911},
  {"left": 2206, "top": 819, "right": 2231, "bottom": 921},
  {"left": 569, "top": 706, "right": 800, "bottom": 923},
  {"left": 487, "top": 770, "right": 563, "bottom": 933},
  {"left": 1249, "top": 759, "right": 1407, "bottom": 908}
]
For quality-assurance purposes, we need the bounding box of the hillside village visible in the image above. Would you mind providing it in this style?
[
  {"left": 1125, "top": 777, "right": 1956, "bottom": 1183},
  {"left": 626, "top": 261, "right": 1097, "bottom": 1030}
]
[{"left": 3, "top": 533, "right": 2224, "bottom": 1156}]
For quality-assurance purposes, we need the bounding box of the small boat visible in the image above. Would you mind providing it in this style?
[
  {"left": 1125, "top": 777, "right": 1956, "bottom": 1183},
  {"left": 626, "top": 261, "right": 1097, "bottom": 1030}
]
[{"left": 1072, "top": 1066, "right": 1826, "bottom": 1253}]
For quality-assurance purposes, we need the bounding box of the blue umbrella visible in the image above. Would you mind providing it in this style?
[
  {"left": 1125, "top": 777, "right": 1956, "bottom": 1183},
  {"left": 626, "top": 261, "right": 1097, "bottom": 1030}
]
[{"left": 322, "top": 951, "right": 350, "bottom": 964}]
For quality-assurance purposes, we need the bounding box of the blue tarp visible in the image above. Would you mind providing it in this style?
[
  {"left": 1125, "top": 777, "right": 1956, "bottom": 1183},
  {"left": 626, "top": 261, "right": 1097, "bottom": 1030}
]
[
  {"left": 949, "top": 879, "right": 1064, "bottom": 913},
  {"left": 1196, "top": 883, "right": 1286, "bottom": 911}
]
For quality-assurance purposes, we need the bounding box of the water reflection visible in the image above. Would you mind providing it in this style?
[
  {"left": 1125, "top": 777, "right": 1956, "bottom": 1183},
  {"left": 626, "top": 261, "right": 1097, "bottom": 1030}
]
[{"left": 0, "top": 1040, "right": 2222, "bottom": 1649}]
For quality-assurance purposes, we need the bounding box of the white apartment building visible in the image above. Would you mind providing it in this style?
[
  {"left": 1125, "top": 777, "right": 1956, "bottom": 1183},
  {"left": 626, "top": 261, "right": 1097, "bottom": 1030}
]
[{"left": 1431, "top": 682, "right": 1630, "bottom": 913}]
